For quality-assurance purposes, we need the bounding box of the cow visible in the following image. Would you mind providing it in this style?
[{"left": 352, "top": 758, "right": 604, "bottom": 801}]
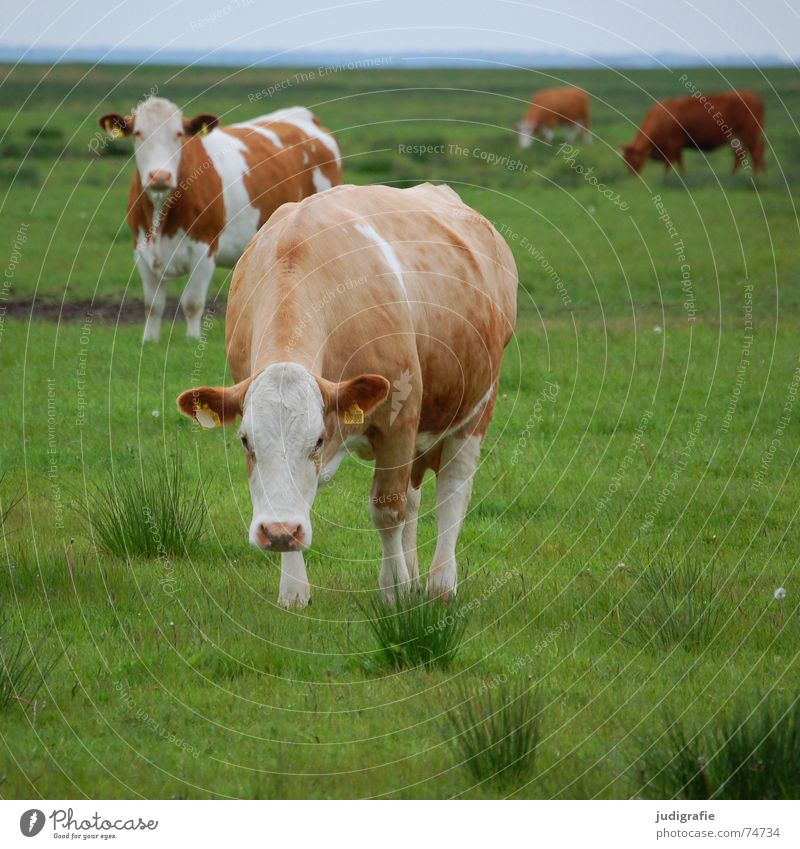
[
  {"left": 99, "top": 97, "right": 342, "bottom": 342},
  {"left": 621, "top": 90, "right": 765, "bottom": 174},
  {"left": 176, "top": 183, "right": 518, "bottom": 608},
  {"left": 515, "top": 86, "right": 591, "bottom": 147}
]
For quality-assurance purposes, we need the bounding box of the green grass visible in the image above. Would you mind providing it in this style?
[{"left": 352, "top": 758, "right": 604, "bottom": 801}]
[
  {"left": 0, "top": 61, "right": 798, "bottom": 798},
  {"left": 83, "top": 449, "right": 208, "bottom": 559},
  {"left": 443, "top": 677, "right": 542, "bottom": 788},
  {"left": 357, "top": 587, "right": 469, "bottom": 670},
  {"left": 635, "top": 693, "right": 800, "bottom": 799}
]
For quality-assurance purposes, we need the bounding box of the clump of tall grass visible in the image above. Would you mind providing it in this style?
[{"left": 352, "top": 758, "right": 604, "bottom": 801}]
[
  {"left": 0, "top": 620, "right": 63, "bottom": 710},
  {"left": 357, "top": 587, "right": 469, "bottom": 670},
  {"left": 617, "top": 557, "right": 725, "bottom": 649},
  {"left": 443, "top": 676, "right": 542, "bottom": 785},
  {"left": 83, "top": 452, "right": 207, "bottom": 559},
  {"left": 635, "top": 694, "right": 800, "bottom": 799},
  {"left": 0, "top": 472, "right": 21, "bottom": 532}
]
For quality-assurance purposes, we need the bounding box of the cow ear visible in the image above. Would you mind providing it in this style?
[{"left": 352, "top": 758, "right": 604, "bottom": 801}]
[
  {"left": 318, "top": 374, "right": 391, "bottom": 423},
  {"left": 176, "top": 381, "right": 250, "bottom": 429},
  {"left": 183, "top": 114, "right": 219, "bottom": 137},
  {"left": 99, "top": 113, "right": 132, "bottom": 138}
]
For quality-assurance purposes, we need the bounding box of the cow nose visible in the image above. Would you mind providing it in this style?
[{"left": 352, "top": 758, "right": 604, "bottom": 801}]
[
  {"left": 259, "top": 522, "right": 304, "bottom": 551},
  {"left": 147, "top": 170, "right": 173, "bottom": 189}
]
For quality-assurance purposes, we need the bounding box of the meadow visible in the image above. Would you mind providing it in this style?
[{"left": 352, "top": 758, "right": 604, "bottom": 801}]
[{"left": 0, "top": 62, "right": 798, "bottom": 798}]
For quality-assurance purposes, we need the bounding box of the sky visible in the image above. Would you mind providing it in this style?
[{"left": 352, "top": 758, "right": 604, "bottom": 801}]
[{"left": 2, "top": 0, "right": 798, "bottom": 63}]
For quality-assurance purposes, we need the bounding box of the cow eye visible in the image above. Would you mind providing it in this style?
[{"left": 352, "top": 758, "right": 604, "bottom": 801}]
[
  {"left": 176, "top": 130, "right": 184, "bottom": 138},
  {"left": 315, "top": 436, "right": 324, "bottom": 450},
  {"left": 134, "top": 130, "right": 143, "bottom": 138},
  {"left": 240, "top": 434, "right": 253, "bottom": 455}
]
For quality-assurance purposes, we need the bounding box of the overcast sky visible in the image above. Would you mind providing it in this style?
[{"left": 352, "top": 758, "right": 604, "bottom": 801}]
[{"left": 2, "top": 0, "right": 798, "bottom": 61}]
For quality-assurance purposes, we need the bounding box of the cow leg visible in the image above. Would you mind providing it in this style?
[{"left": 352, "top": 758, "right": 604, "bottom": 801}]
[
  {"left": 279, "top": 551, "right": 311, "bottom": 608},
  {"left": 136, "top": 253, "right": 166, "bottom": 344},
  {"left": 566, "top": 124, "right": 580, "bottom": 143},
  {"left": 369, "top": 449, "right": 414, "bottom": 602},
  {"left": 542, "top": 125, "right": 554, "bottom": 144},
  {"left": 582, "top": 124, "right": 592, "bottom": 144},
  {"left": 428, "top": 433, "right": 482, "bottom": 600},
  {"left": 402, "top": 483, "right": 421, "bottom": 587},
  {"left": 181, "top": 254, "right": 215, "bottom": 339}
]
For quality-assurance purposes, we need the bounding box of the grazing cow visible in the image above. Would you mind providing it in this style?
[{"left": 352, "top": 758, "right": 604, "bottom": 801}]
[
  {"left": 515, "top": 86, "right": 591, "bottom": 147},
  {"left": 621, "top": 90, "right": 765, "bottom": 174},
  {"left": 99, "top": 97, "right": 342, "bottom": 342},
  {"left": 176, "top": 183, "right": 518, "bottom": 608}
]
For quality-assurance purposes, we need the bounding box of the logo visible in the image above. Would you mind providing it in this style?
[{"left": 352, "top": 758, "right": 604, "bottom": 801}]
[
  {"left": 20, "top": 809, "right": 45, "bottom": 837},
  {"left": 390, "top": 369, "right": 413, "bottom": 425}
]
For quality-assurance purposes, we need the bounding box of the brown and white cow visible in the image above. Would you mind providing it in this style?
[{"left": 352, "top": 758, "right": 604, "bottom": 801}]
[
  {"left": 621, "top": 90, "right": 765, "bottom": 174},
  {"left": 176, "top": 183, "right": 518, "bottom": 608},
  {"left": 99, "top": 97, "right": 342, "bottom": 342},
  {"left": 515, "top": 86, "right": 591, "bottom": 147}
]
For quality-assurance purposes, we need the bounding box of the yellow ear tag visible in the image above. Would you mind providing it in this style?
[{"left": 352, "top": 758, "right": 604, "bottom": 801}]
[
  {"left": 343, "top": 403, "right": 365, "bottom": 425},
  {"left": 194, "top": 403, "right": 221, "bottom": 430},
  {"left": 111, "top": 127, "right": 123, "bottom": 139},
  {"left": 197, "top": 123, "right": 209, "bottom": 137}
]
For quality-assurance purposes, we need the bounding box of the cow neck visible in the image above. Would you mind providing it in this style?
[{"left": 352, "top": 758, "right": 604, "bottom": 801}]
[{"left": 249, "top": 281, "right": 327, "bottom": 379}]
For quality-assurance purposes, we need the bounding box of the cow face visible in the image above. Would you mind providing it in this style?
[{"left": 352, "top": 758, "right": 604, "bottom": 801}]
[
  {"left": 177, "top": 363, "right": 390, "bottom": 554},
  {"left": 621, "top": 144, "right": 646, "bottom": 173},
  {"left": 515, "top": 121, "right": 535, "bottom": 149},
  {"left": 99, "top": 97, "right": 219, "bottom": 198}
]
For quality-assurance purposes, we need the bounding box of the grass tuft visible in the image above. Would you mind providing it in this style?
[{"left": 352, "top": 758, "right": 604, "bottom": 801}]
[
  {"left": 635, "top": 693, "right": 800, "bottom": 799},
  {"left": 0, "top": 620, "right": 63, "bottom": 710},
  {"left": 83, "top": 451, "right": 207, "bottom": 559},
  {"left": 617, "top": 557, "right": 725, "bottom": 649},
  {"left": 357, "top": 586, "right": 469, "bottom": 670},
  {"left": 443, "top": 676, "right": 542, "bottom": 786}
]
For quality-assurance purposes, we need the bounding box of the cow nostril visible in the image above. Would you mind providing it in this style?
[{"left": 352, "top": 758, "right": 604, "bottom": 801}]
[{"left": 292, "top": 524, "right": 303, "bottom": 542}]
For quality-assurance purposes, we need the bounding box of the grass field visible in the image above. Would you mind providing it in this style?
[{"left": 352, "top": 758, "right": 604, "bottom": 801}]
[{"left": 0, "top": 62, "right": 798, "bottom": 799}]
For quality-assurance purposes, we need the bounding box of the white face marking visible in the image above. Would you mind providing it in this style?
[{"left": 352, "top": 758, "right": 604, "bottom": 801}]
[
  {"left": 516, "top": 121, "right": 534, "bottom": 149},
  {"left": 312, "top": 166, "right": 332, "bottom": 192},
  {"left": 233, "top": 121, "right": 284, "bottom": 148},
  {"left": 241, "top": 363, "right": 326, "bottom": 549},
  {"left": 202, "top": 130, "right": 261, "bottom": 265},
  {"left": 132, "top": 97, "right": 184, "bottom": 194},
  {"left": 355, "top": 222, "right": 408, "bottom": 298},
  {"left": 262, "top": 106, "right": 341, "bottom": 165}
]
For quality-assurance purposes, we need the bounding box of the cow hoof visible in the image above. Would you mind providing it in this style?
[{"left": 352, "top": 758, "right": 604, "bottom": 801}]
[
  {"left": 427, "top": 570, "right": 457, "bottom": 601},
  {"left": 279, "top": 587, "right": 311, "bottom": 609}
]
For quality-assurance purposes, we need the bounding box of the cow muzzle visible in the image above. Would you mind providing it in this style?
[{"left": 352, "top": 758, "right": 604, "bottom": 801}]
[
  {"left": 254, "top": 521, "right": 306, "bottom": 552},
  {"left": 146, "top": 169, "right": 175, "bottom": 191}
]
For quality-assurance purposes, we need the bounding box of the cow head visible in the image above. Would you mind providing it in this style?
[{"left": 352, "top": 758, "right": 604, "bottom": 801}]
[
  {"left": 515, "top": 121, "right": 535, "bottom": 149},
  {"left": 99, "top": 97, "right": 219, "bottom": 198},
  {"left": 621, "top": 143, "right": 646, "bottom": 174},
  {"left": 177, "top": 363, "right": 390, "bottom": 553}
]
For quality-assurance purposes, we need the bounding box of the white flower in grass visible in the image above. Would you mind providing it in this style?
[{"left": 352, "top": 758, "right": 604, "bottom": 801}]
[
  {"left": 151, "top": 410, "right": 160, "bottom": 418},
  {"left": 654, "top": 325, "right": 662, "bottom": 334},
  {"left": 774, "top": 587, "right": 786, "bottom": 601}
]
